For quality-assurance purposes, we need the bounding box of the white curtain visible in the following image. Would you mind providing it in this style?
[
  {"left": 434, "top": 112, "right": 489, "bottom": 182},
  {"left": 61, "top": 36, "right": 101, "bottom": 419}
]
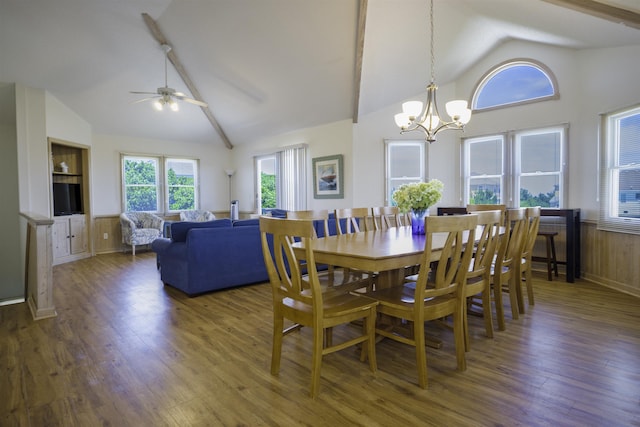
[{"left": 277, "top": 144, "right": 307, "bottom": 211}]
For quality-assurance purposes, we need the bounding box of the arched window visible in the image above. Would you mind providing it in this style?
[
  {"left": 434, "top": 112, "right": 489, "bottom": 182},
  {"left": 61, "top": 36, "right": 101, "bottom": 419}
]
[{"left": 472, "top": 59, "right": 558, "bottom": 111}]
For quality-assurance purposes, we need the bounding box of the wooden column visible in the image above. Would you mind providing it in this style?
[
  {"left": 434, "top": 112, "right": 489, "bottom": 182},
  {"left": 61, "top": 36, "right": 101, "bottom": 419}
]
[{"left": 22, "top": 212, "right": 57, "bottom": 320}]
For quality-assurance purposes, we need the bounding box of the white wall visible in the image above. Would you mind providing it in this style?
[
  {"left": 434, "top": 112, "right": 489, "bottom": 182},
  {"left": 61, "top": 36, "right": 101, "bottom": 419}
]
[
  {"left": 91, "top": 134, "right": 232, "bottom": 215},
  {"left": 232, "top": 119, "right": 355, "bottom": 213}
]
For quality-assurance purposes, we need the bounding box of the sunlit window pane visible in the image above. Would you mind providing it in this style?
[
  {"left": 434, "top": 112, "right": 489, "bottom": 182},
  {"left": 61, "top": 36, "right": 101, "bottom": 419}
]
[
  {"left": 520, "top": 175, "right": 559, "bottom": 207},
  {"left": 470, "top": 139, "right": 502, "bottom": 175},
  {"left": 474, "top": 62, "right": 556, "bottom": 110},
  {"left": 520, "top": 133, "right": 561, "bottom": 173}
]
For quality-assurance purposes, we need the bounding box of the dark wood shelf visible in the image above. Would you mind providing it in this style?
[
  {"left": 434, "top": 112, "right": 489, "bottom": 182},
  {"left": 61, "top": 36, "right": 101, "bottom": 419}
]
[{"left": 52, "top": 172, "right": 82, "bottom": 177}]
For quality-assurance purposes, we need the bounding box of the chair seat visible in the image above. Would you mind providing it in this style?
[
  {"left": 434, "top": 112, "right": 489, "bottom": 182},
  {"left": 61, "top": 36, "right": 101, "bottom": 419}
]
[
  {"left": 367, "top": 283, "right": 457, "bottom": 314},
  {"left": 303, "top": 269, "right": 371, "bottom": 298},
  {"left": 283, "top": 294, "right": 377, "bottom": 323}
]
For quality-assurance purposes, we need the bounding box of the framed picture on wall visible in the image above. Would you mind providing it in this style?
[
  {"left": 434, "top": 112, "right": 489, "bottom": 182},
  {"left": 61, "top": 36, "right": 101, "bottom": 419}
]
[{"left": 312, "top": 154, "right": 343, "bottom": 199}]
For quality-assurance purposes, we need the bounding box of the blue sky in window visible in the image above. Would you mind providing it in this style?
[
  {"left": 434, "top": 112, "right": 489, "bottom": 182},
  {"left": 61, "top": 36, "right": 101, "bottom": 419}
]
[{"left": 475, "top": 65, "right": 554, "bottom": 109}]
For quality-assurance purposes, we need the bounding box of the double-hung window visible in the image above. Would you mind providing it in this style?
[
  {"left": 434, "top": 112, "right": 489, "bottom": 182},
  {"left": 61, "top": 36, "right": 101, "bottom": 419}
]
[
  {"left": 463, "top": 126, "right": 566, "bottom": 207},
  {"left": 122, "top": 154, "right": 199, "bottom": 213},
  {"left": 599, "top": 105, "right": 640, "bottom": 234},
  {"left": 385, "top": 140, "right": 426, "bottom": 205}
]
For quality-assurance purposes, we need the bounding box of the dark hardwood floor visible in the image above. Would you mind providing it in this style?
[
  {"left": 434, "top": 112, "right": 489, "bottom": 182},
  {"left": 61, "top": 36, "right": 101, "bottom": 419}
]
[{"left": 1, "top": 252, "right": 639, "bottom": 426}]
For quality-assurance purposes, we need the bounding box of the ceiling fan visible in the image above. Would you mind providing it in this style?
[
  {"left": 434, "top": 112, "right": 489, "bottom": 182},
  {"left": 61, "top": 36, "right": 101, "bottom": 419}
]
[{"left": 130, "top": 44, "right": 208, "bottom": 111}]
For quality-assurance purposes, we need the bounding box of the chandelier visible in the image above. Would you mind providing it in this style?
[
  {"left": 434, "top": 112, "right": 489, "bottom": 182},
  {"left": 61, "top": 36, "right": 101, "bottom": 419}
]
[{"left": 394, "top": 0, "right": 471, "bottom": 143}]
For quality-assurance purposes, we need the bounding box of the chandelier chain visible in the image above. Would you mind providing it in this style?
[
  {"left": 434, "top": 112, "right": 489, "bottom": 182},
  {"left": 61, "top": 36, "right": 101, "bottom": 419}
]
[{"left": 430, "top": 0, "right": 435, "bottom": 83}]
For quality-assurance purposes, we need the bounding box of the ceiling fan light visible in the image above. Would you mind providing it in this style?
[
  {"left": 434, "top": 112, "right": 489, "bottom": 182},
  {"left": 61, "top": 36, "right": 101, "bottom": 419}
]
[
  {"left": 169, "top": 100, "right": 179, "bottom": 112},
  {"left": 153, "top": 99, "right": 164, "bottom": 111}
]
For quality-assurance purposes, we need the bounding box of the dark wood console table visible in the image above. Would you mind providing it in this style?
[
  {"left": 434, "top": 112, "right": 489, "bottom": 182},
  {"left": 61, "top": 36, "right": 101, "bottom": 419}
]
[
  {"left": 437, "top": 206, "right": 581, "bottom": 283},
  {"left": 540, "top": 208, "right": 580, "bottom": 283}
]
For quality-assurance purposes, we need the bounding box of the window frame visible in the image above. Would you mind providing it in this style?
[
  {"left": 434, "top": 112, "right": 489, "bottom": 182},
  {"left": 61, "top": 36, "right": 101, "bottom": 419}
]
[
  {"left": 384, "top": 140, "right": 427, "bottom": 206},
  {"left": 471, "top": 59, "right": 559, "bottom": 112},
  {"left": 254, "top": 144, "right": 307, "bottom": 213},
  {"left": 463, "top": 134, "right": 506, "bottom": 205},
  {"left": 121, "top": 153, "right": 200, "bottom": 214},
  {"left": 463, "top": 125, "right": 567, "bottom": 208},
  {"left": 599, "top": 104, "right": 640, "bottom": 235}
]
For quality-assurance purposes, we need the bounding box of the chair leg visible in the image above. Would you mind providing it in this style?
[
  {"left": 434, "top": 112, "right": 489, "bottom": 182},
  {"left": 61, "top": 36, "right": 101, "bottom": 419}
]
[
  {"left": 132, "top": 244, "right": 136, "bottom": 256},
  {"left": 414, "top": 319, "right": 428, "bottom": 389},
  {"left": 514, "top": 265, "right": 526, "bottom": 315},
  {"left": 544, "top": 235, "right": 553, "bottom": 281},
  {"left": 550, "top": 235, "right": 559, "bottom": 277},
  {"left": 361, "top": 309, "right": 378, "bottom": 373},
  {"left": 310, "top": 326, "right": 324, "bottom": 398},
  {"left": 493, "top": 282, "right": 506, "bottom": 331},
  {"left": 525, "top": 266, "right": 535, "bottom": 306},
  {"left": 507, "top": 277, "right": 520, "bottom": 320},
  {"left": 454, "top": 303, "right": 467, "bottom": 372},
  {"left": 463, "top": 303, "right": 470, "bottom": 352},
  {"left": 482, "top": 289, "right": 494, "bottom": 339},
  {"left": 271, "top": 314, "right": 284, "bottom": 375}
]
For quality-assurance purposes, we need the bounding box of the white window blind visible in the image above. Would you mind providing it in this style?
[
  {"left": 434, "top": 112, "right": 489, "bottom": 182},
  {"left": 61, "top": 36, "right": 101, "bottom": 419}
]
[
  {"left": 599, "top": 105, "right": 640, "bottom": 235},
  {"left": 277, "top": 144, "right": 307, "bottom": 211}
]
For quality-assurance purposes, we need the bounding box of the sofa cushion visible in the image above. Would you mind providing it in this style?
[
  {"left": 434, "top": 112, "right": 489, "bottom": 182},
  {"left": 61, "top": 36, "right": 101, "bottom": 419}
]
[
  {"left": 233, "top": 218, "right": 259, "bottom": 227},
  {"left": 171, "top": 219, "right": 232, "bottom": 242}
]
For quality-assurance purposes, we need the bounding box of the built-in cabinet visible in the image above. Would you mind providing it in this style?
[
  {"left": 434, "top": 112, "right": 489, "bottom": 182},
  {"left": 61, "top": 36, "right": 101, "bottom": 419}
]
[
  {"left": 49, "top": 138, "right": 91, "bottom": 265},
  {"left": 52, "top": 215, "right": 88, "bottom": 261}
]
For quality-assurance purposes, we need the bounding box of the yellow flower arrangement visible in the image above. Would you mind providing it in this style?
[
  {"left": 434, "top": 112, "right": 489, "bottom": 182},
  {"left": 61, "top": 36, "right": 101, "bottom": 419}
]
[{"left": 392, "top": 179, "right": 444, "bottom": 215}]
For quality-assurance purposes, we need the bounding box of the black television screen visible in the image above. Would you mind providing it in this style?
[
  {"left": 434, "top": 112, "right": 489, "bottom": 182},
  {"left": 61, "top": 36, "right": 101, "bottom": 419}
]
[{"left": 53, "top": 183, "right": 83, "bottom": 216}]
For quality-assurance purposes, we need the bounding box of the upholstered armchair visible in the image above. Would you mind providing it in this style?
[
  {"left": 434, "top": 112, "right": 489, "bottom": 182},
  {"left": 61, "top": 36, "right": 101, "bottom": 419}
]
[
  {"left": 120, "top": 212, "right": 164, "bottom": 255},
  {"left": 179, "top": 210, "right": 216, "bottom": 222}
]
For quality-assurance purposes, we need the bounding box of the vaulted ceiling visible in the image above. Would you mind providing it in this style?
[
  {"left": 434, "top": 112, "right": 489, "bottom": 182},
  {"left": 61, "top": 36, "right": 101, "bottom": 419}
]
[{"left": 1, "top": 0, "right": 639, "bottom": 149}]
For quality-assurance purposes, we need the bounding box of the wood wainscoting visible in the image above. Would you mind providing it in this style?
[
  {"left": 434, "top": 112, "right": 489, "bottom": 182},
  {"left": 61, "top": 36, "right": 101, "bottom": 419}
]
[
  {"left": 582, "top": 220, "right": 640, "bottom": 297},
  {"left": 93, "top": 215, "right": 123, "bottom": 254}
]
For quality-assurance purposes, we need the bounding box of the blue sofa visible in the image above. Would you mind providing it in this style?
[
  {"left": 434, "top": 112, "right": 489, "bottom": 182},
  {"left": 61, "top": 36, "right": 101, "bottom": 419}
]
[{"left": 151, "top": 215, "right": 347, "bottom": 297}]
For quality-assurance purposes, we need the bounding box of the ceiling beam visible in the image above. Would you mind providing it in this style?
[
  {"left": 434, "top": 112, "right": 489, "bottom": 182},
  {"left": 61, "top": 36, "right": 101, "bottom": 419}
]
[
  {"left": 352, "top": 0, "right": 368, "bottom": 124},
  {"left": 540, "top": 0, "right": 640, "bottom": 30},
  {"left": 142, "top": 13, "right": 234, "bottom": 150}
]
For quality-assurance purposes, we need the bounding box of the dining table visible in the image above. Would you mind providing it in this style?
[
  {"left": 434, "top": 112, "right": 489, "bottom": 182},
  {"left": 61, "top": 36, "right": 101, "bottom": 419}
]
[{"left": 291, "top": 225, "right": 463, "bottom": 290}]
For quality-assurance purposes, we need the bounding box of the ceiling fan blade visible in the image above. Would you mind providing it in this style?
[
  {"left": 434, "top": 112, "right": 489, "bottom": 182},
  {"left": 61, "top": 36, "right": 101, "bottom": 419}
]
[
  {"left": 129, "top": 90, "right": 158, "bottom": 95},
  {"left": 183, "top": 98, "right": 208, "bottom": 107},
  {"left": 173, "top": 93, "right": 208, "bottom": 107},
  {"left": 130, "top": 96, "right": 160, "bottom": 104}
]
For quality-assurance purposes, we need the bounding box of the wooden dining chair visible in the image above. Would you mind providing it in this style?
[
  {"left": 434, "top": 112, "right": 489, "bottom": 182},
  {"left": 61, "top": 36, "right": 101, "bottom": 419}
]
[
  {"left": 462, "top": 209, "right": 502, "bottom": 351},
  {"left": 516, "top": 206, "right": 541, "bottom": 312},
  {"left": 286, "top": 210, "right": 372, "bottom": 297},
  {"left": 334, "top": 207, "right": 372, "bottom": 234},
  {"left": 467, "top": 203, "right": 507, "bottom": 225},
  {"left": 491, "top": 208, "right": 528, "bottom": 327},
  {"left": 259, "top": 216, "right": 378, "bottom": 398},
  {"left": 365, "top": 214, "right": 477, "bottom": 389},
  {"left": 371, "top": 206, "right": 401, "bottom": 230}
]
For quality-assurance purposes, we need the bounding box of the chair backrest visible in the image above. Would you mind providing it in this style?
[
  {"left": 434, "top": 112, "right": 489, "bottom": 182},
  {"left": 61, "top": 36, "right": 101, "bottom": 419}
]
[
  {"left": 371, "top": 206, "right": 401, "bottom": 230},
  {"left": 522, "top": 207, "right": 541, "bottom": 260},
  {"left": 286, "top": 210, "right": 330, "bottom": 238},
  {"left": 259, "top": 216, "right": 322, "bottom": 310},
  {"left": 180, "top": 210, "right": 215, "bottom": 222},
  {"left": 468, "top": 210, "right": 502, "bottom": 278},
  {"left": 498, "top": 208, "right": 527, "bottom": 270},
  {"left": 412, "top": 214, "right": 478, "bottom": 303},
  {"left": 334, "top": 207, "right": 371, "bottom": 234},
  {"left": 467, "top": 204, "right": 507, "bottom": 225},
  {"left": 122, "top": 211, "right": 163, "bottom": 229}
]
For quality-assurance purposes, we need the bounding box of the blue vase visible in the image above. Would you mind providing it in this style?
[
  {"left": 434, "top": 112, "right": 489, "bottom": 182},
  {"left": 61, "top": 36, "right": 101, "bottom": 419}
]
[{"left": 410, "top": 209, "right": 429, "bottom": 235}]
